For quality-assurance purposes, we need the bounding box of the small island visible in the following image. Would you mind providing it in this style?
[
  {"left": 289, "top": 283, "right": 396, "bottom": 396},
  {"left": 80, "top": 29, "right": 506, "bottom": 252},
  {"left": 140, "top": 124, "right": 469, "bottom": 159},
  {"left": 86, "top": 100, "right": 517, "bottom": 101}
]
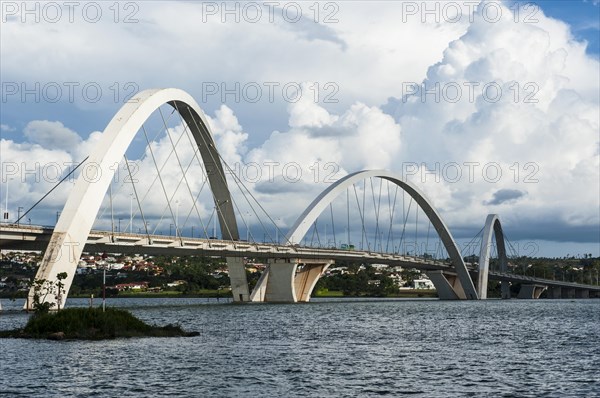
[{"left": 0, "top": 307, "right": 199, "bottom": 340}]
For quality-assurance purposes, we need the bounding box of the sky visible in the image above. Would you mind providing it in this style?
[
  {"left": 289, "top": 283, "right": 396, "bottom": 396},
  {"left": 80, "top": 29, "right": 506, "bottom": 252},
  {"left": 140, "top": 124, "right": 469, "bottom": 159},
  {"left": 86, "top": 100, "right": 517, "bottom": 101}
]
[{"left": 1, "top": 0, "right": 599, "bottom": 257}]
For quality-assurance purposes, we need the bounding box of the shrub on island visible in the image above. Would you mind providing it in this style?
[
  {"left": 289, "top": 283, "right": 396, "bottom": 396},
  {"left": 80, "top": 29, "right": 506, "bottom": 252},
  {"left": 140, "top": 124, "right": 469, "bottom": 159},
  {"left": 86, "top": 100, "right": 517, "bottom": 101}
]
[{"left": 1, "top": 307, "right": 199, "bottom": 340}]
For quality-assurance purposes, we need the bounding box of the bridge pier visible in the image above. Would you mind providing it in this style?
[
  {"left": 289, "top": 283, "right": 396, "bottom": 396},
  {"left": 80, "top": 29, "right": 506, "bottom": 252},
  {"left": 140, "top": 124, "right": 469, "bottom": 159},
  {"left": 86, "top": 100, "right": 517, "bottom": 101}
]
[
  {"left": 562, "top": 288, "right": 576, "bottom": 299},
  {"left": 427, "top": 271, "right": 466, "bottom": 300},
  {"left": 575, "top": 289, "right": 589, "bottom": 299},
  {"left": 547, "top": 286, "right": 562, "bottom": 299},
  {"left": 227, "top": 257, "right": 250, "bottom": 302},
  {"left": 501, "top": 281, "right": 511, "bottom": 299},
  {"left": 294, "top": 262, "right": 331, "bottom": 302},
  {"left": 517, "top": 284, "right": 547, "bottom": 299},
  {"left": 264, "top": 259, "right": 297, "bottom": 302},
  {"left": 249, "top": 258, "right": 332, "bottom": 303}
]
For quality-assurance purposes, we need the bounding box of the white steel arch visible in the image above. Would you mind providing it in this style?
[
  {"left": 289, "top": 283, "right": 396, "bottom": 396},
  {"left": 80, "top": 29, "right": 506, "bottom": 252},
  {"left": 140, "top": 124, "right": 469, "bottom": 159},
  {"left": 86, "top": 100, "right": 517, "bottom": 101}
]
[
  {"left": 477, "top": 214, "right": 508, "bottom": 299},
  {"left": 27, "top": 88, "right": 246, "bottom": 309},
  {"left": 285, "top": 170, "right": 479, "bottom": 299}
]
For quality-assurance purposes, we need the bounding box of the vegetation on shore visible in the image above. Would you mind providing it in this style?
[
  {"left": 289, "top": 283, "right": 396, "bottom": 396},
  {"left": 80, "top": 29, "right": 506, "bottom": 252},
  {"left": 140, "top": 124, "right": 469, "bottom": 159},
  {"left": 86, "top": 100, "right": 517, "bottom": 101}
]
[
  {"left": 314, "top": 288, "right": 438, "bottom": 298},
  {"left": 2, "top": 252, "right": 598, "bottom": 301},
  {"left": 0, "top": 307, "right": 199, "bottom": 340}
]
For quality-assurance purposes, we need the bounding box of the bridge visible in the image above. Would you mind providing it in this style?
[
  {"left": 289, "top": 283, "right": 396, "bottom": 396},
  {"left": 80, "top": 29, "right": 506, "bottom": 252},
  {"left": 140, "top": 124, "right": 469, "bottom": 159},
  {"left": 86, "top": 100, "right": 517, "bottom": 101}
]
[
  {"left": 1, "top": 88, "right": 598, "bottom": 308},
  {"left": 2, "top": 223, "right": 598, "bottom": 302}
]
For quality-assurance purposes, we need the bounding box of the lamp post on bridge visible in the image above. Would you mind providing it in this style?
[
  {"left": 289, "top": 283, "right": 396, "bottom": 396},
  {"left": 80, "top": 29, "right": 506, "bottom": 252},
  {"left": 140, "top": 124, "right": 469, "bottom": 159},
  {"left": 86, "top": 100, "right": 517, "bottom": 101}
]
[
  {"left": 246, "top": 212, "right": 252, "bottom": 241},
  {"left": 17, "top": 207, "right": 23, "bottom": 225},
  {"left": 3, "top": 177, "right": 12, "bottom": 224},
  {"left": 212, "top": 204, "right": 218, "bottom": 239},
  {"left": 102, "top": 264, "right": 107, "bottom": 312},
  {"left": 175, "top": 200, "right": 179, "bottom": 237},
  {"left": 129, "top": 193, "right": 134, "bottom": 233}
]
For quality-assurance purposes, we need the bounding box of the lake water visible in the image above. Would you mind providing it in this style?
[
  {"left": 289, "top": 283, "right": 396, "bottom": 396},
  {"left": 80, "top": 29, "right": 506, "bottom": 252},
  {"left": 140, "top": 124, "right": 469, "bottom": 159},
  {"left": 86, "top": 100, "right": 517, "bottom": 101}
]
[{"left": 1, "top": 298, "right": 599, "bottom": 397}]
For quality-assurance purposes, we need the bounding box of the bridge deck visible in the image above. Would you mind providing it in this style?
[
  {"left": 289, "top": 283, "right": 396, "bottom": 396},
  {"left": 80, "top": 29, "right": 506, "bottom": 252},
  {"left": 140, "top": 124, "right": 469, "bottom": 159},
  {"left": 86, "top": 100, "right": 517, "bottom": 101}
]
[{"left": 2, "top": 224, "right": 599, "bottom": 293}]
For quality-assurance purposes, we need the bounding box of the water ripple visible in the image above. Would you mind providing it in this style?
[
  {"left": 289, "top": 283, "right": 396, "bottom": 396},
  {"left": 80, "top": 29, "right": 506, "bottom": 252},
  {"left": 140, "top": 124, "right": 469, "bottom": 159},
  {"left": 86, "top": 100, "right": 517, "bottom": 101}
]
[{"left": 1, "top": 298, "right": 599, "bottom": 397}]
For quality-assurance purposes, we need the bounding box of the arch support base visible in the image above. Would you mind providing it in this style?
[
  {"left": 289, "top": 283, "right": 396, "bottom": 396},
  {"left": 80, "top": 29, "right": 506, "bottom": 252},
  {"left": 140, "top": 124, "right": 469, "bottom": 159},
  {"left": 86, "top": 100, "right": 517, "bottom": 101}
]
[
  {"left": 294, "top": 261, "right": 333, "bottom": 302},
  {"left": 427, "top": 270, "right": 466, "bottom": 300}
]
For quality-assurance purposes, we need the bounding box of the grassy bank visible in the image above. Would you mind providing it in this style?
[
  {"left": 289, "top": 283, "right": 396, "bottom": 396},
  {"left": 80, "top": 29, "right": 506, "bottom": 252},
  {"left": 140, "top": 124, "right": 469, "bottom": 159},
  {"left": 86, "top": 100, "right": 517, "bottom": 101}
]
[
  {"left": 0, "top": 307, "right": 199, "bottom": 340},
  {"left": 4, "top": 289, "right": 437, "bottom": 301},
  {"left": 314, "top": 289, "right": 438, "bottom": 298},
  {"left": 110, "top": 289, "right": 230, "bottom": 298}
]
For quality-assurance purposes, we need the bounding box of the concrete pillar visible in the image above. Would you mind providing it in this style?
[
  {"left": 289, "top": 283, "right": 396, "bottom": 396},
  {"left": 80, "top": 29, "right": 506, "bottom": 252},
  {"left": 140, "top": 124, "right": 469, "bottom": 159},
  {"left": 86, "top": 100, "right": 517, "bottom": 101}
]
[
  {"left": 249, "top": 266, "right": 270, "bottom": 302},
  {"left": 575, "top": 289, "right": 589, "bottom": 299},
  {"left": 562, "top": 288, "right": 575, "bottom": 299},
  {"left": 294, "top": 261, "right": 332, "bottom": 302},
  {"left": 264, "top": 259, "right": 297, "bottom": 302},
  {"left": 250, "top": 258, "right": 333, "bottom": 302},
  {"left": 547, "top": 286, "right": 562, "bottom": 299},
  {"left": 227, "top": 256, "right": 250, "bottom": 302},
  {"left": 501, "top": 281, "right": 511, "bottom": 299},
  {"left": 517, "top": 284, "right": 547, "bottom": 299},
  {"left": 427, "top": 271, "right": 466, "bottom": 300}
]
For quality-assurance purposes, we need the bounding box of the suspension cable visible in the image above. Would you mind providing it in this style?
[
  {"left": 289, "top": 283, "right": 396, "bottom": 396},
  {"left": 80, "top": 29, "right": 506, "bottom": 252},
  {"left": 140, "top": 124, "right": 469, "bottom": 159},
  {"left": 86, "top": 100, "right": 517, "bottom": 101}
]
[
  {"left": 399, "top": 198, "right": 413, "bottom": 255},
  {"left": 329, "top": 202, "right": 336, "bottom": 248},
  {"left": 15, "top": 156, "right": 89, "bottom": 225},
  {"left": 352, "top": 183, "right": 370, "bottom": 252},
  {"left": 124, "top": 154, "right": 150, "bottom": 238}
]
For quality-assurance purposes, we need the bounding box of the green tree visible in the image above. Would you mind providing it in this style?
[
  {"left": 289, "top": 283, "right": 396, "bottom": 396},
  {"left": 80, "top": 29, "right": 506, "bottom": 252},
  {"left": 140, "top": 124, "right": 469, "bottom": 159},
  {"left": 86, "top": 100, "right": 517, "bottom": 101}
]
[{"left": 29, "top": 272, "right": 68, "bottom": 314}]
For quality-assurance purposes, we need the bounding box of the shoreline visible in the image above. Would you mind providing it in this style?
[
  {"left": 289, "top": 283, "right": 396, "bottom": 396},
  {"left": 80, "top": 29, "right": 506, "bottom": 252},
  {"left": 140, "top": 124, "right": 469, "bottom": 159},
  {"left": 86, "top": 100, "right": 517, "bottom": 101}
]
[{"left": 1, "top": 289, "right": 439, "bottom": 300}]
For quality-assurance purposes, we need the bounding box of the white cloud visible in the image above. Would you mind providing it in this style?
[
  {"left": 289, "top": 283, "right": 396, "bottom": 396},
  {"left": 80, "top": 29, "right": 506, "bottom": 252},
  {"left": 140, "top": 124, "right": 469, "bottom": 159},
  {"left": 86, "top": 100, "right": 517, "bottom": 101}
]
[
  {"left": 0, "top": 1, "right": 471, "bottom": 132},
  {"left": 1, "top": 1, "right": 598, "bottom": 253},
  {"left": 23, "top": 120, "right": 82, "bottom": 150},
  {"left": 205, "top": 105, "right": 248, "bottom": 166}
]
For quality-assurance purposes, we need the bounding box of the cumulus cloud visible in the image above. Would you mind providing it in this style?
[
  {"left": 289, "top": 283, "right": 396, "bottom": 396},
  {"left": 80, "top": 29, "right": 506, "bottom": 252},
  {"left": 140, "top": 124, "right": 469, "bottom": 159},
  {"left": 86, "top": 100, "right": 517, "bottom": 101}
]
[
  {"left": 485, "top": 189, "right": 526, "bottom": 205},
  {"left": 381, "top": 2, "right": 599, "bottom": 240},
  {"left": 0, "top": 1, "right": 471, "bottom": 144},
  {"left": 23, "top": 120, "right": 82, "bottom": 150},
  {"left": 1, "top": 1, "right": 598, "bottom": 254},
  {"left": 1, "top": 124, "right": 16, "bottom": 132},
  {"left": 205, "top": 105, "right": 248, "bottom": 166}
]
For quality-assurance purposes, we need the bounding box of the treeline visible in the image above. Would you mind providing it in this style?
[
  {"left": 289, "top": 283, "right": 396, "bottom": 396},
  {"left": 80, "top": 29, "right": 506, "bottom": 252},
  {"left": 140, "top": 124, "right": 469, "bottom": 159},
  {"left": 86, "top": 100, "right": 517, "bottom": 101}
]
[
  {"left": 481, "top": 255, "right": 600, "bottom": 285},
  {"left": 313, "top": 262, "right": 423, "bottom": 297},
  {"left": 71, "top": 255, "right": 230, "bottom": 296}
]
